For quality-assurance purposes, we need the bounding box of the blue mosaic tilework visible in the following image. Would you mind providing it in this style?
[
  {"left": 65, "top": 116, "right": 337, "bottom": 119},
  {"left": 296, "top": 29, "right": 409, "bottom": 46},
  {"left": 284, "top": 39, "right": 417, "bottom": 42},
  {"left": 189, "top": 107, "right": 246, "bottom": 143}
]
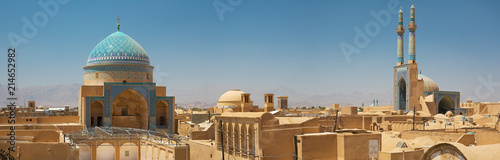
[
  {"left": 149, "top": 117, "right": 156, "bottom": 130},
  {"left": 86, "top": 99, "right": 91, "bottom": 127},
  {"left": 87, "top": 31, "right": 150, "bottom": 65},
  {"left": 109, "top": 85, "right": 150, "bottom": 102},
  {"left": 104, "top": 90, "right": 111, "bottom": 117},
  {"left": 149, "top": 90, "right": 156, "bottom": 117},
  {"left": 84, "top": 65, "right": 153, "bottom": 74},
  {"left": 394, "top": 66, "right": 409, "bottom": 111},
  {"left": 156, "top": 96, "right": 174, "bottom": 133},
  {"left": 85, "top": 97, "right": 105, "bottom": 128},
  {"left": 434, "top": 91, "right": 460, "bottom": 113},
  {"left": 104, "top": 117, "right": 112, "bottom": 127},
  {"left": 84, "top": 71, "right": 150, "bottom": 81}
]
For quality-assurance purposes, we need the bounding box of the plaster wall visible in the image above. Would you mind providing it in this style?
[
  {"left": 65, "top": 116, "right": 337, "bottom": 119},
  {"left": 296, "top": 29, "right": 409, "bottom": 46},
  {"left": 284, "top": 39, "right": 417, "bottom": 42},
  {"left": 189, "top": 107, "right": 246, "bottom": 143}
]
[
  {"left": 0, "top": 130, "right": 61, "bottom": 142},
  {"left": 156, "top": 86, "right": 167, "bottom": 97},
  {"left": 340, "top": 107, "right": 357, "bottom": 115},
  {"left": 400, "top": 131, "right": 464, "bottom": 143},
  {"left": 188, "top": 141, "right": 249, "bottom": 160},
  {"left": 0, "top": 142, "right": 77, "bottom": 160},
  {"left": 378, "top": 149, "right": 423, "bottom": 160},
  {"left": 261, "top": 128, "right": 301, "bottom": 160},
  {"left": 363, "top": 105, "right": 393, "bottom": 112},
  {"left": 297, "top": 133, "right": 337, "bottom": 160},
  {"left": 475, "top": 131, "right": 500, "bottom": 145},
  {"left": 337, "top": 133, "right": 381, "bottom": 160}
]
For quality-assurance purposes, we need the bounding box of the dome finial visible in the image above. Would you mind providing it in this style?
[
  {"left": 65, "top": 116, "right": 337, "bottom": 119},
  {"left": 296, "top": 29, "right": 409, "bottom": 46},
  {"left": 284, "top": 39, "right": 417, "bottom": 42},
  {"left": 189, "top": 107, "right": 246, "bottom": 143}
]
[{"left": 117, "top": 16, "right": 121, "bottom": 31}]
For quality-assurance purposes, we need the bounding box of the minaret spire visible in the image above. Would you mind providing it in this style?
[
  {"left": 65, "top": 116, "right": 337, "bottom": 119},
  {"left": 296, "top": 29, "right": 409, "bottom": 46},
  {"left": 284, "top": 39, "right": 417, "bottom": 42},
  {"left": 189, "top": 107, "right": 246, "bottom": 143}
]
[
  {"left": 408, "top": 3, "right": 417, "bottom": 64},
  {"left": 396, "top": 7, "right": 405, "bottom": 66},
  {"left": 117, "top": 16, "right": 121, "bottom": 31}
]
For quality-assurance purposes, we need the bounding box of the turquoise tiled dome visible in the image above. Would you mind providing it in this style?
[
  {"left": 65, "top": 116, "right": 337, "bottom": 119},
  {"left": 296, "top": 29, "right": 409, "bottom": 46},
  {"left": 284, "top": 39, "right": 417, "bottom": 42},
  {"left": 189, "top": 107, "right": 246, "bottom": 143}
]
[
  {"left": 418, "top": 74, "right": 439, "bottom": 95},
  {"left": 87, "top": 31, "right": 149, "bottom": 65}
]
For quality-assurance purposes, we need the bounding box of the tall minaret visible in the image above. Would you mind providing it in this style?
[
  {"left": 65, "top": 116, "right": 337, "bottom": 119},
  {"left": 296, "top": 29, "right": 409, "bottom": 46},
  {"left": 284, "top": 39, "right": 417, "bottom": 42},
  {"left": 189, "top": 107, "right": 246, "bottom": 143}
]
[
  {"left": 396, "top": 8, "right": 405, "bottom": 66},
  {"left": 408, "top": 3, "right": 417, "bottom": 64}
]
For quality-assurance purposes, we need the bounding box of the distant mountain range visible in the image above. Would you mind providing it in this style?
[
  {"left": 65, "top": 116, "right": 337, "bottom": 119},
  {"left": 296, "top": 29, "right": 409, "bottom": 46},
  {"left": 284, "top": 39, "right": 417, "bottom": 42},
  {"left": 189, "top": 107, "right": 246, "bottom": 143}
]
[
  {"left": 0, "top": 83, "right": 394, "bottom": 109},
  {"left": 2, "top": 83, "right": 490, "bottom": 109},
  {"left": 0, "top": 83, "right": 81, "bottom": 108}
]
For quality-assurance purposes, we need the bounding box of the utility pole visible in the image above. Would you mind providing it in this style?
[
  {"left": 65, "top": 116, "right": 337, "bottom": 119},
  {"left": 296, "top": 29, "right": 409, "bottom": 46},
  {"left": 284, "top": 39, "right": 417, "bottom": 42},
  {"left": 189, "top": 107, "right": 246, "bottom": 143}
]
[
  {"left": 333, "top": 110, "right": 339, "bottom": 132},
  {"left": 220, "top": 120, "right": 224, "bottom": 160},
  {"left": 412, "top": 107, "right": 416, "bottom": 130}
]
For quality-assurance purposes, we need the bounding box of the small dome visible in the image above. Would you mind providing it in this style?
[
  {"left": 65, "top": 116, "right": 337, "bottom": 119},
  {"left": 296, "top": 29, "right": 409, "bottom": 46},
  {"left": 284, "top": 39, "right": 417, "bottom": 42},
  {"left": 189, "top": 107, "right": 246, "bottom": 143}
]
[
  {"left": 87, "top": 31, "right": 149, "bottom": 65},
  {"left": 419, "top": 74, "right": 439, "bottom": 95},
  {"left": 445, "top": 111, "right": 454, "bottom": 117},
  {"left": 218, "top": 90, "right": 244, "bottom": 102}
]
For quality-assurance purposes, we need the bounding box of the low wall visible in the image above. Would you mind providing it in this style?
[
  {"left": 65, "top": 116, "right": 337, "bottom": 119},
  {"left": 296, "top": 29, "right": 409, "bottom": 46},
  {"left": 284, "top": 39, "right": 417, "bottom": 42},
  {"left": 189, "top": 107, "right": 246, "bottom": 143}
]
[
  {"left": 0, "top": 116, "right": 79, "bottom": 124},
  {"left": 401, "top": 131, "right": 464, "bottom": 143},
  {"left": 0, "top": 142, "right": 77, "bottom": 160},
  {"left": 0, "top": 130, "right": 61, "bottom": 142},
  {"left": 379, "top": 149, "right": 424, "bottom": 160}
]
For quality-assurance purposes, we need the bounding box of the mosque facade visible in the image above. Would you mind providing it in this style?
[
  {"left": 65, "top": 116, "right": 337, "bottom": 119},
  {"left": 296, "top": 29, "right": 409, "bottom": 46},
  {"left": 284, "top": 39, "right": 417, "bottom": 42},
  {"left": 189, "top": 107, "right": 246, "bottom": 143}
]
[
  {"left": 393, "top": 4, "right": 462, "bottom": 115},
  {"left": 78, "top": 23, "right": 175, "bottom": 133}
]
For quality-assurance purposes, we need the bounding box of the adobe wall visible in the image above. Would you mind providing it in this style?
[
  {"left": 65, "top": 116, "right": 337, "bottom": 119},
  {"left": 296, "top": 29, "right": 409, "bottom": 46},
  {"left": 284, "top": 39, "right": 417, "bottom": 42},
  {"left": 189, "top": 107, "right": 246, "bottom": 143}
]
[
  {"left": 400, "top": 131, "right": 464, "bottom": 143},
  {"left": 0, "top": 142, "right": 77, "bottom": 160},
  {"left": 0, "top": 130, "right": 61, "bottom": 142},
  {"left": 79, "top": 85, "right": 104, "bottom": 97},
  {"left": 174, "top": 146, "right": 189, "bottom": 160},
  {"left": 379, "top": 149, "right": 423, "bottom": 160},
  {"left": 391, "top": 121, "right": 424, "bottom": 132},
  {"left": 338, "top": 116, "right": 364, "bottom": 129},
  {"left": 0, "top": 116, "right": 79, "bottom": 125},
  {"left": 38, "top": 116, "right": 80, "bottom": 124},
  {"left": 475, "top": 131, "right": 500, "bottom": 145},
  {"left": 363, "top": 105, "right": 393, "bottom": 112},
  {"left": 188, "top": 124, "right": 215, "bottom": 140},
  {"left": 261, "top": 128, "right": 302, "bottom": 160},
  {"left": 337, "top": 133, "right": 381, "bottom": 160},
  {"left": 456, "top": 134, "right": 475, "bottom": 146},
  {"left": 188, "top": 141, "right": 249, "bottom": 160},
  {"left": 341, "top": 107, "right": 357, "bottom": 115},
  {"left": 486, "top": 104, "right": 500, "bottom": 115},
  {"left": 297, "top": 133, "right": 337, "bottom": 160},
  {"left": 156, "top": 86, "right": 166, "bottom": 97}
]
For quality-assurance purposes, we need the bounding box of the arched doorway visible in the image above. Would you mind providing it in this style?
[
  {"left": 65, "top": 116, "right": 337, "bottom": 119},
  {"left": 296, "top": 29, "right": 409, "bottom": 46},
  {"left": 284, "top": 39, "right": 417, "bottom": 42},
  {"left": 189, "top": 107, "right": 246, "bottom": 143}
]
[
  {"left": 438, "top": 96, "right": 455, "bottom": 114},
  {"left": 97, "top": 143, "right": 115, "bottom": 160},
  {"left": 112, "top": 89, "right": 149, "bottom": 129},
  {"left": 120, "top": 142, "right": 138, "bottom": 160},
  {"left": 398, "top": 78, "right": 407, "bottom": 110},
  {"left": 78, "top": 144, "right": 91, "bottom": 160},
  {"left": 91, "top": 101, "right": 104, "bottom": 127},
  {"left": 156, "top": 101, "right": 169, "bottom": 128}
]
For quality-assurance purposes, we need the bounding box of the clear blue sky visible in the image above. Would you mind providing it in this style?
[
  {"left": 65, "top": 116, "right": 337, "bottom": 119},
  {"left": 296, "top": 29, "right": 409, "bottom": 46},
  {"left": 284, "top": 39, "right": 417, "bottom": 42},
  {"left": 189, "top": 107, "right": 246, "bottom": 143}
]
[{"left": 1, "top": 0, "right": 500, "bottom": 101}]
